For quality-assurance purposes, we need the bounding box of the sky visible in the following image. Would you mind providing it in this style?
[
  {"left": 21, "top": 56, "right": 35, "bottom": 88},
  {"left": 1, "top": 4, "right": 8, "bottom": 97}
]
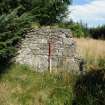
[{"left": 68, "top": 0, "right": 105, "bottom": 27}]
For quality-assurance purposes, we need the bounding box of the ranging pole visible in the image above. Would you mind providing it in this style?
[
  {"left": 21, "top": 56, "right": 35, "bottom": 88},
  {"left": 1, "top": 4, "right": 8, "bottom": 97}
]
[{"left": 48, "top": 41, "right": 52, "bottom": 73}]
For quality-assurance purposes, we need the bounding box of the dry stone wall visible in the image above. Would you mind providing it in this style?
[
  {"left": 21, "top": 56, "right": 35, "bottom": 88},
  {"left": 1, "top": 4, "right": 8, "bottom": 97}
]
[{"left": 16, "top": 27, "right": 82, "bottom": 73}]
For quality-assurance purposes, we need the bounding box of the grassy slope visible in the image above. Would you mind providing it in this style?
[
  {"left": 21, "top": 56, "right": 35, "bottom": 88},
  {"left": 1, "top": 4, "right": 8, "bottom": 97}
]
[{"left": 0, "top": 64, "right": 75, "bottom": 105}]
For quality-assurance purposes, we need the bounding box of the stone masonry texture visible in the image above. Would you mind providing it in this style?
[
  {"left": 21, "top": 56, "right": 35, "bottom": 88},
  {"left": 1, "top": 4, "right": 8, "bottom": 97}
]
[{"left": 15, "top": 27, "right": 82, "bottom": 73}]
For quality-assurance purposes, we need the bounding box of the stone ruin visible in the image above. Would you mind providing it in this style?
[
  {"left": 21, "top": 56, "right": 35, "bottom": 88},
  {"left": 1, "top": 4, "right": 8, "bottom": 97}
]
[{"left": 16, "top": 27, "right": 83, "bottom": 73}]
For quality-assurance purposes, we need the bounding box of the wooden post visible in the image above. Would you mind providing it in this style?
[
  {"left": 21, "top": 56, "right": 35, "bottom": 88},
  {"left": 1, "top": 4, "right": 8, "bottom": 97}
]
[{"left": 48, "top": 42, "right": 52, "bottom": 73}]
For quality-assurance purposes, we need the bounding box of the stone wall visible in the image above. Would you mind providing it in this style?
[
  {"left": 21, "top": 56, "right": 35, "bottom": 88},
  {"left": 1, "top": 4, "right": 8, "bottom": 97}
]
[{"left": 15, "top": 27, "right": 82, "bottom": 73}]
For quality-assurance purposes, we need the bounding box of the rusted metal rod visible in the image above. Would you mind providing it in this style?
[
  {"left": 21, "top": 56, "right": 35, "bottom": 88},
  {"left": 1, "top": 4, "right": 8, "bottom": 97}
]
[{"left": 48, "top": 42, "right": 52, "bottom": 73}]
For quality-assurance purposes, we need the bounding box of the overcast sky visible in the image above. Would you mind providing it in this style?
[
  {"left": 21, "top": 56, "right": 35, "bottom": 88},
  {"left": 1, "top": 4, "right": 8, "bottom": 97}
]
[{"left": 68, "top": 0, "right": 105, "bottom": 27}]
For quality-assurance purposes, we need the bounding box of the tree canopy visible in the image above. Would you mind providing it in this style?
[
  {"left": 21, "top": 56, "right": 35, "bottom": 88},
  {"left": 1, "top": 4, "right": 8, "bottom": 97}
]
[
  {"left": 89, "top": 25, "right": 105, "bottom": 39},
  {"left": 0, "top": 0, "right": 71, "bottom": 63},
  {"left": 0, "top": 0, "right": 71, "bottom": 24}
]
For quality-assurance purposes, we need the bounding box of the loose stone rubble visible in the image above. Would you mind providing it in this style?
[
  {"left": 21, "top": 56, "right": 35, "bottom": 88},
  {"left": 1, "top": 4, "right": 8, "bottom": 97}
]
[{"left": 16, "top": 27, "right": 83, "bottom": 73}]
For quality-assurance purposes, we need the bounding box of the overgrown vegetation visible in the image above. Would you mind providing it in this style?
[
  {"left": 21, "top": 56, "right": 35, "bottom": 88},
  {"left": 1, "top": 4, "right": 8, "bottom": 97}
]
[
  {"left": 72, "top": 38, "right": 105, "bottom": 105},
  {"left": 0, "top": 64, "right": 105, "bottom": 105},
  {"left": 0, "top": 64, "right": 75, "bottom": 105}
]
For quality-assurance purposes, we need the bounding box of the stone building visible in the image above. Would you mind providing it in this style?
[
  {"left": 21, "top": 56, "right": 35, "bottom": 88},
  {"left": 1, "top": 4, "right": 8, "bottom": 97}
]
[{"left": 16, "top": 27, "right": 82, "bottom": 73}]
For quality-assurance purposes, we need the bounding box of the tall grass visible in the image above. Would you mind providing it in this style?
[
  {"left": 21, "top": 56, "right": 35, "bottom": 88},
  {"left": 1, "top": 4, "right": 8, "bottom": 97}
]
[
  {"left": 0, "top": 64, "right": 75, "bottom": 105},
  {"left": 74, "top": 38, "right": 105, "bottom": 70},
  {"left": 72, "top": 38, "right": 105, "bottom": 105}
]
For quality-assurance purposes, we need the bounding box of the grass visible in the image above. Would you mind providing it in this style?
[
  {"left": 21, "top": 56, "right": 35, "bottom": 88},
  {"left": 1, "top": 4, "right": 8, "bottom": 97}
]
[
  {"left": 0, "top": 64, "right": 105, "bottom": 105},
  {"left": 74, "top": 38, "right": 105, "bottom": 70},
  {"left": 0, "top": 64, "right": 76, "bottom": 105}
]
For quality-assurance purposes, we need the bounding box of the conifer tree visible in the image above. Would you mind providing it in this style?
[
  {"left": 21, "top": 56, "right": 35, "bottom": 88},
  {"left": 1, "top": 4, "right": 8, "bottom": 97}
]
[{"left": 0, "top": 0, "right": 71, "bottom": 63}]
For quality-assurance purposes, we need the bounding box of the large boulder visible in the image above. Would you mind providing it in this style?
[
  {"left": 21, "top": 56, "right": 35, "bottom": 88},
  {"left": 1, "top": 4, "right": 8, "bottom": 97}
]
[{"left": 15, "top": 27, "right": 83, "bottom": 73}]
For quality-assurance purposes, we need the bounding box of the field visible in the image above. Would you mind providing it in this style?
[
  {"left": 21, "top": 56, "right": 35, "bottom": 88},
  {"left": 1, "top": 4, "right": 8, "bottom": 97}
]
[{"left": 74, "top": 38, "right": 105, "bottom": 70}]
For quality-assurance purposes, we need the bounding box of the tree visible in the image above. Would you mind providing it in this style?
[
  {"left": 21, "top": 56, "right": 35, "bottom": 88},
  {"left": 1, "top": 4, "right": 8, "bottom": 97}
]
[
  {"left": 0, "top": 0, "right": 71, "bottom": 63},
  {"left": 89, "top": 25, "right": 105, "bottom": 39},
  {"left": 58, "top": 21, "right": 89, "bottom": 38},
  {"left": 0, "top": 8, "right": 33, "bottom": 63},
  {"left": 0, "top": 0, "right": 71, "bottom": 25}
]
